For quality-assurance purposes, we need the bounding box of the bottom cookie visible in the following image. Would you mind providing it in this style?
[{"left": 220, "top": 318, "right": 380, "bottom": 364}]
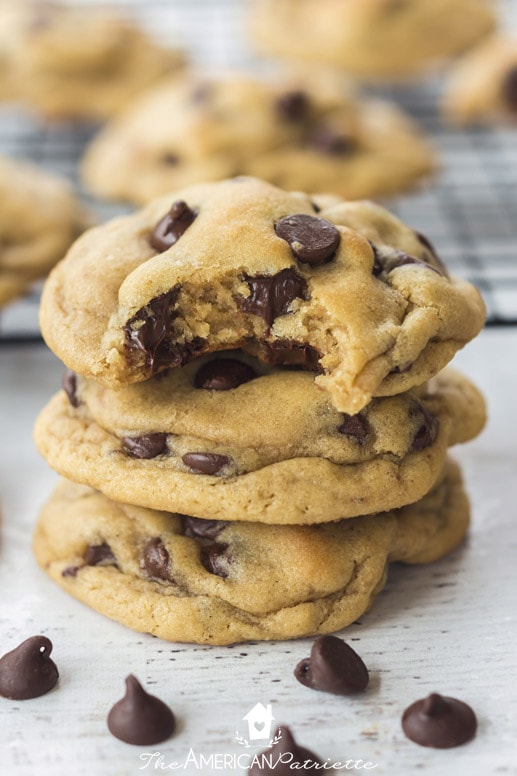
[{"left": 33, "top": 459, "right": 469, "bottom": 645}]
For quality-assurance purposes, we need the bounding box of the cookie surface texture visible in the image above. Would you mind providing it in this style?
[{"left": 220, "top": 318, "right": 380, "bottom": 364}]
[
  {"left": 81, "top": 73, "right": 434, "bottom": 204},
  {"left": 0, "top": 155, "right": 91, "bottom": 308},
  {"left": 251, "top": 0, "right": 495, "bottom": 79},
  {"left": 34, "top": 365, "right": 485, "bottom": 523},
  {"left": 33, "top": 459, "right": 470, "bottom": 644},
  {"left": 40, "top": 178, "right": 486, "bottom": 414}
]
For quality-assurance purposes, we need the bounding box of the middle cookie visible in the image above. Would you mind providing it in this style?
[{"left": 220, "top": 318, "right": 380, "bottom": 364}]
[{"left": 34, "top": 357, "right": 486, "bottom": 524}]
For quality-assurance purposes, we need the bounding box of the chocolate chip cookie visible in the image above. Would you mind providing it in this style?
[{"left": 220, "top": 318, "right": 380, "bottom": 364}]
[
  {"left": 34, "top": 363, "right": 485, "bottom": 524},
  {"left": 33, "top": 458, "right": 470, "bottom": 644},
  {"left": 40, "top": 178, "right": 486, "bottom": 414},
  {"left": 251, "top": 0, "right": 495, "bottom": 79},
  {"left": 80, "top": 72, "right": 434, "bottom": 204},
  {"left": 443, "top": 35, "right": 517, "bottom": 125},
  {"left": 0, "top": 1, "right": 184, "bottom": 121},
  {"left": 0, "top": 155, "right": 91, "bottom": 308}
]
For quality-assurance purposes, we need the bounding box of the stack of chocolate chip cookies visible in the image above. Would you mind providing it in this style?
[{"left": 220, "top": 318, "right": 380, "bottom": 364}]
[{"left": 33, "top": 177, "right": 486, "bottom": 645}]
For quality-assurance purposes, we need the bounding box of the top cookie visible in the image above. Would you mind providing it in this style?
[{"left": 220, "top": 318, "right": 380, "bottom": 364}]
[
  {"left": 80, "top": 72, "right": 434, "bottom": 204},
  {"left": 0, "top": 155, "right": 91, "bottom": 308},
  {"left": 40, "top": 178, "right": 486, "bottom": 414},
  {"left": 443, "top": 36, "right": 517, "bottom": 125},
  {"left": 250, "top": 0, "right": 495, "bottom": 79},
  {"left": 0, "top": 0, "right": 184, "bottom": 121}
]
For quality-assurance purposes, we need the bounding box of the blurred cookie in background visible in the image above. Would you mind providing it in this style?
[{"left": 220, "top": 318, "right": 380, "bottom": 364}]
[
  {"left": 0, "top": 0, "right": 185, "bottom": 121},
  {"left": 443, "top": 35, "right": 517, "bottom": 125},
  {"left": 250, "top": 0, "right": 496, "bottom": 80},
  {"left": 0, "top": 155, "right": 91, "bottom": 309},
  {"left": 81, "top": 72, "right": 435, "bottom": 204}
]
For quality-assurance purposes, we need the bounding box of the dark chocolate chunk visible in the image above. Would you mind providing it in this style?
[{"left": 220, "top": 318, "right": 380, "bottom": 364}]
[
  {"left": 239, "top": 268, "right": 308, "bottom": 327},
  {"left": 275, "top": 214, "right": 340, "bottom": 266},
  {"left": 501, "top": 65, "right": 517, "bottom": 111},
  {"left": 339, "top": 413, "right": 369, "bottom": 443},
  {"left": 160, "top": 152, "right": 179, "bottom": 166},
  {"left": 122, "top": 433, "right": 168, "bottom": 460},
  {"left": 84, "top": 542, "right": 116, "bottom": 567},
  {"left": 107, "top": 675, "right": 175, "bottom": 746},
  {"left": 200, "top": 543, "right": 232, "bottom": 578},
  {"left": 62, "top": 369, "right": 79, "bottom": 408},
  {"left": 141, "top": 538, "right": 173, "bottom": 582},
  {"left": 248, "top": 726, "right": 323, "bottom": 775},
  {"left": 414, "top": 232, "right": 449, "bottom": 276},
  {"left": 62, "top": 566, "right": 79, "bottom": 578},
  {"left": 308, "top": 125, "right": 354, "bottom": 155},
  {"left": 311, "top": 201, "right": 321, "bottom": 213},
  {"left": 411, "top": 404, "right": 439, "bottom": 452},
  {"left": 262, "top": 339, "right": 322, "bottom": 372},
  {"left": 402, "top": 693, "right": 477, "bottom": 748},
  {"left": 194, "top": 358, "right": 256, "bottom": 391},
  {"left": 149, "top": 201, "right": 198, "bottom": 253},
  {"left": 182, "top": 452, "right": 230, "bottom": 475},
  {"left": 0, "top": 636, "right": 59, "bottom": 700},
  {"left": 372, "top": 245, "right": 444, "bottom": 278},
  {"left": 180, "top": 515, "right": 228, "bottom": 539},
  {"left": 124, "top": 287, "right": 207, "bottom": 374},
  {"left": 275, "top": 90, "right": 310, "bottom": 122},
  {"left": 370, "top": 242, "right": 383, "bottom": 277},
  {"left": 294, "top": 635, "right": 369, "bottom": 695}
]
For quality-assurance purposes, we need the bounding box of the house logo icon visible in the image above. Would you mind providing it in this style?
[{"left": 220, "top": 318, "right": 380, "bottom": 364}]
[{"left": 235, "top": 703, "right": 282, "bottom": 748}]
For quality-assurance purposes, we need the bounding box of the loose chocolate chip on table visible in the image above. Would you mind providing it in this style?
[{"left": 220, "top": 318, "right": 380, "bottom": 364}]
[
  {"left": 275, "top": 90, "right": 310, "bottom": 122},
  {"left": 149, "top": 200, "right": 198, "bottom": 253},
  {"left": 141, "top": 538, "right": 173, "bottom": 582},
  {"left": 294, "top": 635, "right": 369, "bottom": 695},
  {"left": 411, "top": 404, "right": 439, "bottom": 452},
  {"left": 338, "top": 413, "right": 369, "bottom": 443},
  {"left": 122, "top": 433, "right": 168, "bottom": 459},
  {"left": 182, "top": 452, "right": 230, "bottom": 475},
  {"left": 308, "top": 125, "right": 354, "bottom": 156},
  {"left": 181, "top": 515, "right": 228, "bottom": 539},
  {"left": 83, "top": 542, "right": 116, "bottom": 567},
  {"left": 501, "top": 65, "right": 517, "bottom": 111},
  {"left": 402, "top": 693, "right": 477, "bottom": 748},
  {"left": 275, "top": 214, "right": 340, "bottom": 266},
  {"left": 0, "top": 636, "right": 59, "bottom": 700},
  {"left": 107, "top": 675, "right": 175, "bottom": 745},
  {"left": 248, "top": 726, "right": 323, "bottom": 775},
  {"left": 239, "top": 268, "right": 308, "bottom": 327},
  {"left": 194, "top": 358, "right": 256, "bottom": 390},
  {"left": 200, "top": 543, "right": 232, "bottom": 578},
  {"left": 62, "top": 369, "right": 79, "bottom": 407},
  {"left": 262, "top": 339, "right": 322, "bottom": 372}
]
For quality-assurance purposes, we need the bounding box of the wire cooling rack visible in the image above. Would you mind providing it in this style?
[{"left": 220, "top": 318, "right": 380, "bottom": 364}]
[{"left": 1, "top": 0, "right": 516, "bottom": 341}]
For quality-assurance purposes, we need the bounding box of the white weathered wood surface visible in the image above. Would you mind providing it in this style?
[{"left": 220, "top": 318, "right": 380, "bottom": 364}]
[{"left": 0, "top": 330, "right": 516, "bottom": 776}]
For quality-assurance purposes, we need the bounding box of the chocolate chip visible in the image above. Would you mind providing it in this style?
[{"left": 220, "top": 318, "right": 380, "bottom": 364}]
[
  {"left": 0, "top": 636, "right": 59, "bottom": 700},
  {"left": 295, "top": 635, "right": 369, "bottom": 695},
  {"left": 107, "top": 675, "right": 175, "bottom": 746},
  {"left": 372, "top": 245, "right": 444, "bottom": 278},
  {"left": 501, "top": 65, "right": 517, "bottom": 111},
  {"left": 141, "top": 538, "right": 173, "bottom": 582},
  {"left": 124, "top": 287, "right": 207, "bottom": 374},
  {"left": 200, "top": 543, "right": 232, "bottom": 578},
  {"left": 191, "top": 83, "right": 213, "bottom": 104},
  {"left": 149, "top": 201, "right": 198, "bottom": 253},
  {"left": 275, "top": 214, "right": 340, "bottom": 266},
  {"left": 62, "top": 566, "right": 79, "bottom": 578},
  {"left": 122, "top": 433, "right": 168, "bottom": 459},
  {"left": 160, "top": 153, "right": 179, "bottom": 166},
  {"left": 339, "top": 413, "right": 369, "bottom": 443},
  {"left": 411, "top": 404, "right": 439, "bottom": 452},
  {"left": 311, "top": 201, "right": 321, "bottom": 213},
  {"left": 414, "top": 232, "right": 449, "bottom": 277},
  {"left": 182, "top": 452, "right": 230, "bottom": 475},
  {"left": 180, "top": 515, "right": 228, "bottom": 539},
  {"left": 262, "top": 339, "right": 322, "bottom": 372},
  {"left": 84, "top": 542, "right": 116, "bottom": 567},
  {"left": 194, "top": 358, "right": 256, "bottom": 391},
  {"left": 62, "top": 369, "right": 79, "bottom": 408},
  {"left": 239, "top": 268, "right": 308, "bottom": 327},
  {"left": 308, "top": 125, "right": 354, "bottom": 155},
  {"left": 275, "top": 90, "right": 310, "bottom": 122},
  {"left": 248, "top": 726, "right": 323, "bottom": 775},
  {"left": 402, "top": 693, "right": 477, "bottom": 748}
]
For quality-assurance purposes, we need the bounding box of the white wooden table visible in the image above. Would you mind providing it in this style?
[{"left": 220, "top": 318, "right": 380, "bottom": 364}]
[{"left": 0, "top": 329, "right": 516, "bottom": 776}]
